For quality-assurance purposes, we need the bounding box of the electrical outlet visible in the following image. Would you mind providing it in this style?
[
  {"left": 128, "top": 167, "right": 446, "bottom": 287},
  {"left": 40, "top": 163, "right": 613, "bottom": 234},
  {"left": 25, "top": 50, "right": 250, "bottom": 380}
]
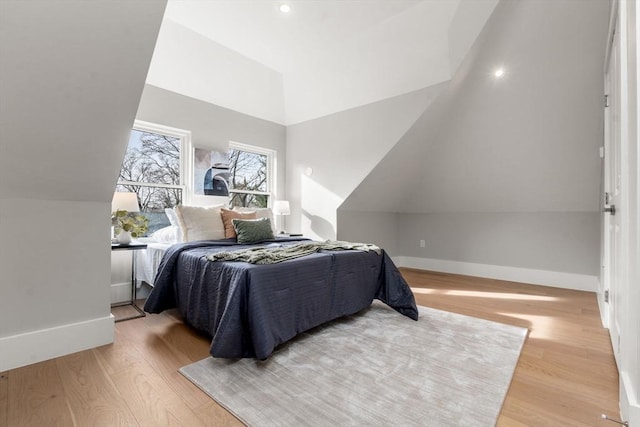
[{"left": 419, "top": 239, "right": 425, "bottom": 248}]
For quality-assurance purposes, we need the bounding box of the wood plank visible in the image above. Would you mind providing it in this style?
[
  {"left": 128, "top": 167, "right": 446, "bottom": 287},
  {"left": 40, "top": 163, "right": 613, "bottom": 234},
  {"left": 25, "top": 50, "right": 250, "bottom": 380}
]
[
  {"left": 192, "top": 400, "right": 244, "bottom": 427},
  {"left": 0, "top": 372, "right": 8, "bottom": 427},
  {"left": 142, "top": 310, "right": 212, "bottom": 362},
  {"left": 94, "top": 333, "right": 209, "bottom": 427},
  {"left": 113, "top": 318, "right": 212, "bottom": 410},
  {"left": 4, "top": 360, "right": 74, "bottom": 427},
  {"left": 515, "top": 353, "right": 617, "bottom": 402},
  {"left": 501, "top": 395, "right": 588, "bottom": 427},
  {"left": 541, "top": 349, "right": 618, "bottom": 384},
  {"left": 495, "top": 412, "right": 530, "bottom": 427},
  {"left": 507, "top": 377, "right": 617, "bottom": 426},
  {"left": 55, "top": 350, "right": 139, "bottom": 426}
]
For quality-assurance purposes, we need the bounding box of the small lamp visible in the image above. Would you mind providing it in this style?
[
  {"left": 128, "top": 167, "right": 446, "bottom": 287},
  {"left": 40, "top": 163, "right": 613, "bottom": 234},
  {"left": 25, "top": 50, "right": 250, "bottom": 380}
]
[
  {"left": 112, "top": 192, "right": 140, "bottom": 244},
  {"left": 272, "top": 200, "right": 290, "bottom": 234},
  {"left": 112, "top": 191, "right": 140, "bottom": 213}
]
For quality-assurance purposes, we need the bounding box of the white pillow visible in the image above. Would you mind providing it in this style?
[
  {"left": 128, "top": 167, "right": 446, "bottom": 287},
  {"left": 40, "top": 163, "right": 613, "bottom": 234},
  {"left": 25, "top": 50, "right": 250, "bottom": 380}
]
[
  {"left": 164, "top": 208, "right": 183, "bottom": 242},
  {"left": 175, "top": 204, "right": 225, "bottom": 242},
  {"left": 164, "top": 208, "right": 180, "bottom": 227},
  {"left": 235, "top": 207, "right": 276, "bottom": 234},
  {"left": 151, "top": 226, "right": 178, "bottom": 244}
]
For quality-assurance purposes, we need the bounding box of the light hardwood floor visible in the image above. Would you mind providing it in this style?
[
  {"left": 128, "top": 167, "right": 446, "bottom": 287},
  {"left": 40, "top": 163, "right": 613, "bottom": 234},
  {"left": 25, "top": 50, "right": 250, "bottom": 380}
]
[{"left": 0, "top": 270, "right": 619, "bottom": 426}]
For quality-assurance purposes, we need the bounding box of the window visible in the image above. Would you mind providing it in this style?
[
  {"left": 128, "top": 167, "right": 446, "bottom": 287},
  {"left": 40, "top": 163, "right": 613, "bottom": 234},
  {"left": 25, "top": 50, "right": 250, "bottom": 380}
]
[
  {"left": 227, "top": 142, "right": 275, "bottom": 208},
  {"left": 116, "top": 120, "right": 192, "bottom": 234}
]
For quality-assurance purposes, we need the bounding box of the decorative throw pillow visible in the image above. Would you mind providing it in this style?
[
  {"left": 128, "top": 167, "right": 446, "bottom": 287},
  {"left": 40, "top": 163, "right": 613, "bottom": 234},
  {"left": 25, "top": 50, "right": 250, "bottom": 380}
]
[
  {"left": 235, "top": 207, "right": 277, "bottom": 235},
  {"left": 175, "top": 204, "right": 225, "bottom": 242},
  {"left": 221, "top": 208, "right": 257, "bottom": 238},
  {"left": 232, "top": 217, "right": 274, "bottom": 244}
]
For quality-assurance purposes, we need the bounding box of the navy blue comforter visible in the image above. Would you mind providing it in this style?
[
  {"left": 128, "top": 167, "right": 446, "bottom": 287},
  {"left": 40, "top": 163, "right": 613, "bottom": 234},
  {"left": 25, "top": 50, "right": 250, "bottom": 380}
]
[{"left": 144, "top": 238, "right": 418, "bottom": 359}]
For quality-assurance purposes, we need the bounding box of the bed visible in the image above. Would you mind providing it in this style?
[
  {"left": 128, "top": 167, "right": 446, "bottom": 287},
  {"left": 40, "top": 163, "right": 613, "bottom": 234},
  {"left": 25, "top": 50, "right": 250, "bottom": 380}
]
[{"left": 143, "top": 237, "right": 418, "bottom": 360}]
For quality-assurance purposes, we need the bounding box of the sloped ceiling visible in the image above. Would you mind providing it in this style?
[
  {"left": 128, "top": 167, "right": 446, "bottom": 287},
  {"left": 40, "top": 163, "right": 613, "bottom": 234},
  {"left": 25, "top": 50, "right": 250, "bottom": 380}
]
[
  {"left": 163, "top": 0, "right": 425, "bottom": 74},
  {"left": 341, "top": 0, "right": 610, "bottom": 214},
  {"left": 149, "top": 0, "right": 499, "bottom": 125},
  {"left": 0, "top": 0, "right": 166, "bottom": 202}
]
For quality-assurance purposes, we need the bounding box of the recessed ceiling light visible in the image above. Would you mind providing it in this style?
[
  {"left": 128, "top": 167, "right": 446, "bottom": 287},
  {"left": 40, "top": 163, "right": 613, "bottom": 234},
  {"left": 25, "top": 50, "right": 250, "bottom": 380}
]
[
  {"left": 279, "top": 4, "right": 291, "bottom": 13},
  {"left": 494, "top": 68, "right": 505, "bottom": 78}
]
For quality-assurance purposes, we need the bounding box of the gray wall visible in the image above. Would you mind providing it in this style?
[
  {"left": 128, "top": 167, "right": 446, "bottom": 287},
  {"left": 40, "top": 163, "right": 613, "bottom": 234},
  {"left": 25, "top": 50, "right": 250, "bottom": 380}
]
[
  {"left": 344, "top": 0, "right": 608, "bottom": 214},
  {"left": 337, "top": 211, "right": 399, "bottom": 255},
  {"left": 0, "top": 0, "right": 165, "bottom": 370},
  {"left": 337, "top": 0, "right": 609, "bottom": 277},
  {"left": 286, "top": 84, "right": 446, "bottom": 240},
  {"left": 137, "top": 85, "right": 287, "bottom": 202},
  {"left": 397, "top": 212, "right": 600, "bottom": 275}
]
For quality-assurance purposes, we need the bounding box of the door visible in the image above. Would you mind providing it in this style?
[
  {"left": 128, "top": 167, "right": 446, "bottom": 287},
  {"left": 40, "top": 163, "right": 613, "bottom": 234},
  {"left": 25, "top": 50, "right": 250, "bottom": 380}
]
[{"left": 604, "top": 21, "right": 622, "bottom": 366}]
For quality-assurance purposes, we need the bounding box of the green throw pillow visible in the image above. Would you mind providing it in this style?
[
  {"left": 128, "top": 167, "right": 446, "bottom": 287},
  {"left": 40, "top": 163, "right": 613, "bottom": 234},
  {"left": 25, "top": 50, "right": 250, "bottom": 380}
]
[{"left": 232, "top": 217, "right": 275, "bottom": 244}]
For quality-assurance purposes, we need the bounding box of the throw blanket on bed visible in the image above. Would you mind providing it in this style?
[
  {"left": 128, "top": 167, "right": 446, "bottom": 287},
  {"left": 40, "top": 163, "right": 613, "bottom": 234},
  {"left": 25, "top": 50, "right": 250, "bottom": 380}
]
[{"left": 207, "top": 240, "right": 381, "bottom": 264}]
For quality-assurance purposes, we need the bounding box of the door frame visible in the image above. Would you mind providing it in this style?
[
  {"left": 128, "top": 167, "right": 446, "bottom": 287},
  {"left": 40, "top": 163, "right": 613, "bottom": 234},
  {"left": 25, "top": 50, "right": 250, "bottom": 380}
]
[
  {"left": 604, "top": 1, "right": 622, "bottom": 366},
  {"left": 599, "top": 1, "right": 616, "bottom": 329},
  {"left": 601, "top": 0, "right": 640, "bottom": 424}
]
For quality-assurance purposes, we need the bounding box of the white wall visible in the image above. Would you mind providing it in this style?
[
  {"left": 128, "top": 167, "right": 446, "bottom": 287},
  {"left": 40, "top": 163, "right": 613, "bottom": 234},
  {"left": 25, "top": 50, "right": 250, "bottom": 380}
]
[
  {"left": 284, "top": 0, "right": 501, "bottom": 239},
  {"left": 136, "top": 85, "right": 287, "bottom": 201},
  {"left": 286, "top": 84, "right": 445, "bottom": 240},
  {"left": 0, "top": 0, "right": 165, "bottom": 371},
  {"left": 346, "top": 0, "right": 608, "bottom": 214},
  {"left": 0, "top": 200, "right": 114, "bottom": 369},
  {"left": 397, "top": 212, "right": 600, "bottom": 275},
  {"left": 334, "top": 0, "right": 608, "bottom": 287},
  {"left": 337, "top": 211, "right": 398, "bottom": 255},
  {"left": 147, "top": 19, "right": 285, "bottom": 125}
]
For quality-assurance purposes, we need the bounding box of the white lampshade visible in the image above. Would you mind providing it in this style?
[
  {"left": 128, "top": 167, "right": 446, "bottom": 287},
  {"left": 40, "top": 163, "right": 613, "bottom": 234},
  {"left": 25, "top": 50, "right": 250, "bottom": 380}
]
[
  {"left": 273, "top": 200, "right": 291, "bottom": 216},
  {"left": 111, "top": 191, "right": 139, "bottom": 213}
]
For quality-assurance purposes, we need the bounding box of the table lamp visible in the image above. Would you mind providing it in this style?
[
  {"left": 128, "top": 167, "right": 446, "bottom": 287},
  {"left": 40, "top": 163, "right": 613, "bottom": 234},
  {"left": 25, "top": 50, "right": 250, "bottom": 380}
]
[
  {"left": 272, "top": 200, "right": 290, "bottom": 234},
  {"left": 111, "top": 191, "right": 140, "bottom": 244}
]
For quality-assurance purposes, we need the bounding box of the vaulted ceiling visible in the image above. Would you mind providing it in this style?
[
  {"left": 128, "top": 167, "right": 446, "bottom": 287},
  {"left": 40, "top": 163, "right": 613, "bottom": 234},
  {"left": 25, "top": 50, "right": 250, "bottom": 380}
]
[
  {"left": 164, "top": 0, "right": 426, "bottom": 74},
  {"left": 149, "top": 0, "right": 498, "bottom": 125}
]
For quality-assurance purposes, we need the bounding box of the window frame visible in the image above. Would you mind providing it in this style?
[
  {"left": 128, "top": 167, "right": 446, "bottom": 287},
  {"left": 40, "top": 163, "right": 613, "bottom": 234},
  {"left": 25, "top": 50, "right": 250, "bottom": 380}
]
[
  {"left": 228, "top": 140, "right": 276, "bottom": 208},
  {"left": 117, "top": 120, "right": 193, "bottom": 205}
]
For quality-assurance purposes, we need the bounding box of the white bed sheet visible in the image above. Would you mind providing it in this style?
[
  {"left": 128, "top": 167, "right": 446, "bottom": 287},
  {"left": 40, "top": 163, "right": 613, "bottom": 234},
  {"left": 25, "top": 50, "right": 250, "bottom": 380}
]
[{"left": 134, "top": 241, "right": 171, "bottom": 287}]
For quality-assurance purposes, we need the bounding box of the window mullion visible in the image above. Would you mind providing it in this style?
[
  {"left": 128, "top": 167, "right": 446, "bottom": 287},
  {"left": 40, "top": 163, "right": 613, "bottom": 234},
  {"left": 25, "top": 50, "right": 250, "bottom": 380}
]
[
  {"left": 229, "top": 189, "right": 271, "bottom": 196},
  {"left": 117, "top": 180, "right": 184, "bottom": 190}
]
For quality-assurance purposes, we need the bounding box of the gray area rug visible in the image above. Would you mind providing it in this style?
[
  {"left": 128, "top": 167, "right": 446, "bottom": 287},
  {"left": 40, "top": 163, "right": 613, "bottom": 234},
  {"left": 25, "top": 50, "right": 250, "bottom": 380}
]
[{"left": 180, "top": 302, "right": 527, "bottom": 426}]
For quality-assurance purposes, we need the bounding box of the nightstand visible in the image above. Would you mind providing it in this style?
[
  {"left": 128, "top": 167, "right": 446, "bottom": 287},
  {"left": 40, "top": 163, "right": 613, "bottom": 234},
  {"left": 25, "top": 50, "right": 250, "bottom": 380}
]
[{"left": 111, "top": 242, "right": 147, "bottom": 322}]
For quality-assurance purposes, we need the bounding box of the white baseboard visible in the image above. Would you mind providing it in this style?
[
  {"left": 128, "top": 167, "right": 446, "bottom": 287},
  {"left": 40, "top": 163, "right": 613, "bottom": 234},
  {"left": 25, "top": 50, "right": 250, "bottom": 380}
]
[
  {"left": 596, "top": 285, "right": 609, "bottom": 329},
  {"left": 394, "top": 256, "right": 598, "bottom": 292},
  {"left": 0, "top": 315, "right": 114, "bottom": 372},
  {"left": 621, "top": 371, "right": 640, "bottom": 425}
]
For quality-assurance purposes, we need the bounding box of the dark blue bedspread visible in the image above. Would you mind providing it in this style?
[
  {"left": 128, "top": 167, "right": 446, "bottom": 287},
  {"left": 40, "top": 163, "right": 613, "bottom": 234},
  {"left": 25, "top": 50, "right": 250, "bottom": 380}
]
[{"left": 144, "top": 238, "right": 418, "bottom": 359}]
